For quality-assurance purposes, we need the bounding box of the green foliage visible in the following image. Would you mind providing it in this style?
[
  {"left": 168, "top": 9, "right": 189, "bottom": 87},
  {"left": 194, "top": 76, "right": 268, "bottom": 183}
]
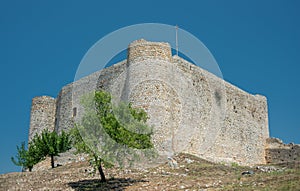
[
  {"left": 11, "top": 142, "right": 41, "bottom": 171},
  {"left": 72, "top": 90, "right": 156, "bottom": 182},
  {"left": 31, "top": 129, "right": 72, "bottom": 168},
  {"left": 94, "top": 90, "right": 153, "bottom": 149},
  {"left": 128, "top": 103, "right": 148, "bottom": 123},
  {"left": 70, "top": 125, "right": 91, "bottom": 155},
  {"left": 231, "top": 162, "right": 240, "bottom": 168},
  {"left": 12, "top": 129, "right": 72, "bottom": 171},
  {"left": 32, "top": 130, "right": 71, "bottom": 156}
]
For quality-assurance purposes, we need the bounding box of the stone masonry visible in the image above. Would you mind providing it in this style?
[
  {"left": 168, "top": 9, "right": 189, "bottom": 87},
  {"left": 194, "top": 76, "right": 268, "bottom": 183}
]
[
  {"left": 265, "top": 138, "right": 300, "bottom": 164},
  {"left": 29, "top": 96, "right": 56, "bottom": 142},
  {"left": 29, "top": 39, "right": 270, "bottom": 166}
]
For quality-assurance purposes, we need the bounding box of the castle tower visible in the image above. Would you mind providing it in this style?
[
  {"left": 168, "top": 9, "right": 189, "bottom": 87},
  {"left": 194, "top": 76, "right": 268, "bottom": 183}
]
[
  {"left": 110, "top": 39, "right": 183, "bottom": 157},
  {"left": 127, "top": 39, "right": 172, "bottom": 63},
  {"left": 28, "top": 96, "right": 56, "bottom": 142}
]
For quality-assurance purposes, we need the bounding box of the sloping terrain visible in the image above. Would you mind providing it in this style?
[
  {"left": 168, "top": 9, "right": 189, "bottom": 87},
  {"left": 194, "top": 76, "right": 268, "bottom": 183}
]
[{"left": 1, "top": 153, "right": 299, "bottom": 191}]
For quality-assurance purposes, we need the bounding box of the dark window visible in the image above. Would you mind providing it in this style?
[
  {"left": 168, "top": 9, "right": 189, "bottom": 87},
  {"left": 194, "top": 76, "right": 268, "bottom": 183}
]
[{"left": 73, "top": 107, "right": 77, "bottom": 117}]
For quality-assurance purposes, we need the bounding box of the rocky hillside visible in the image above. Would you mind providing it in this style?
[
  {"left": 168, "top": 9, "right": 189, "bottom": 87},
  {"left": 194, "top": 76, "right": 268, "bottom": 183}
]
[{"left": 1, "top": 153, "right": 299, "bottom": 191}]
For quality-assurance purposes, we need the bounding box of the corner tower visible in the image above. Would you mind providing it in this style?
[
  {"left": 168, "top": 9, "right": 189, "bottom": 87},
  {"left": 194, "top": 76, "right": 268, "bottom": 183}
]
[
  {"left": 110, "top": 39, "right": 183, "bottom": 157},
  {"left": 127, "top": 39, "right": 172, "bottom": 63},
  {"left": 28, "top": 96, "right": 56, "bottom": 142}
]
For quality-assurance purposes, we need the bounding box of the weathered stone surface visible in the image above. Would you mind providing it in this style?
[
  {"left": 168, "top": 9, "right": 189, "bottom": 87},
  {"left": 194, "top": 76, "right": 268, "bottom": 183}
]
[
  {"left": 29, "top": 39, "right": 270, "bottom": 166},
  {"left": 29, "top": 96, "right": 56, "bottom": 142},
  {"left": 265, "top": 137, "right": 300, "bottom": 164},
  {"left": 127, "top": 39, "right": 172, "bottom": 63}
]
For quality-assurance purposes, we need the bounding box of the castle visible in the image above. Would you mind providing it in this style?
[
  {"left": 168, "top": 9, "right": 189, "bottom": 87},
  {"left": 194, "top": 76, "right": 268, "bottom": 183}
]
[{"left": 29, "top": 39, "right": 271, "bottom": 166}]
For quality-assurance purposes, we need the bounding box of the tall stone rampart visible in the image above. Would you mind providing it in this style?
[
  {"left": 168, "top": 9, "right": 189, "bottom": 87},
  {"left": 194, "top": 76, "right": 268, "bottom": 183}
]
[
  {"left": 173, "top": 56, "right": 269, "bottom": 165},
  {"left": 54, "top": 60, "right": 128, "bottom": 133}
]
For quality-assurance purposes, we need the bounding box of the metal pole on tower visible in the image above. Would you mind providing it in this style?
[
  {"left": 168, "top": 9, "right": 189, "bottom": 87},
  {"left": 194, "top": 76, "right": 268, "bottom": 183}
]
[{"left": 175, "top": 25, "right": 179, "bottom": 56}]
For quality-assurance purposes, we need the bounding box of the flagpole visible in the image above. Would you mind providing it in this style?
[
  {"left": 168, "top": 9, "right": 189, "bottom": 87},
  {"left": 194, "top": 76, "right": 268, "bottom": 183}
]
[{"left": 175, "top": 25, "right": 179, "bottom": 56}]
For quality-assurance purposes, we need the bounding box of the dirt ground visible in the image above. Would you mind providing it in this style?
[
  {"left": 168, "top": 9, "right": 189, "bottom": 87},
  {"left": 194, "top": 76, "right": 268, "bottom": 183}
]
[{"left": 1, "top": 153, "right": 299, "bottom": 191}]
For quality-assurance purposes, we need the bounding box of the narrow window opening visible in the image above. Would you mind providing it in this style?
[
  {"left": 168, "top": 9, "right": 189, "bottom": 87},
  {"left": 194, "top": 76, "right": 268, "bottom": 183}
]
[{"left": 73, "top": 107, "right": 77, "bottom": 117}]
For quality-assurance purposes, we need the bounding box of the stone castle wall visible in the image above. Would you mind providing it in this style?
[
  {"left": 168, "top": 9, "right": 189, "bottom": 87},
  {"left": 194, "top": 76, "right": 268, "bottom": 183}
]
[
  {"left": 172, "top": 56, "right": 269, "bottom": 165},
  {"left": 265, "top": 138, "right": 300, "bottom": 164},
  {"left": 29, "top": 96, "right": 56, "bottom": 142},
  {"left": 55, "top": 83, "right": 74, "bottom": 133},
  {"left": 98, "top": 40, "right": 268, "bottom": 165},
  {"left": 54, "top": 60, "right": 127, "bottom": 133},
  {"left": 29, "top": 39, "right": 270, "bottom": 166}
]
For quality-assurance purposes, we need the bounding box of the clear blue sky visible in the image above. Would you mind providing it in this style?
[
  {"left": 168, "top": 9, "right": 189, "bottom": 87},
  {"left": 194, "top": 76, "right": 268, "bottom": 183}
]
[{"left": 0, "top": 1, "right": 299, "bottom": 174}]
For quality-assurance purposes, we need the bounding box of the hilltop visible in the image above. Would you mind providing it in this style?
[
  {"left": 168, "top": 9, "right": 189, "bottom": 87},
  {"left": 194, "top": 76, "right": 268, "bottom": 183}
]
[{"left": 1, "top": 153, "right": 299, "bottom": 191}]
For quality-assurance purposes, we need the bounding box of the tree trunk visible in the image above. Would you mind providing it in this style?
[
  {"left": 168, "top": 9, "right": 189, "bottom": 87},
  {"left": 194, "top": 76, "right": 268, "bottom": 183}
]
[
  {"left": 98, "top": 162, "right": 106, "bottom": 182},
  {"left": 29, "top": 167, "right": 32, "bottom": 172},
  {"left": 51, "top": 155, "right": 55, "bottom": 168}
]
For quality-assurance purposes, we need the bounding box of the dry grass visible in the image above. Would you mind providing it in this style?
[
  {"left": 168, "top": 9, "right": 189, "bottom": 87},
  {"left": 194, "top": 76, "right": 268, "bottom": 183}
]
[{"left": 1, "top": 153, "right": 299, "bottom": 190}]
